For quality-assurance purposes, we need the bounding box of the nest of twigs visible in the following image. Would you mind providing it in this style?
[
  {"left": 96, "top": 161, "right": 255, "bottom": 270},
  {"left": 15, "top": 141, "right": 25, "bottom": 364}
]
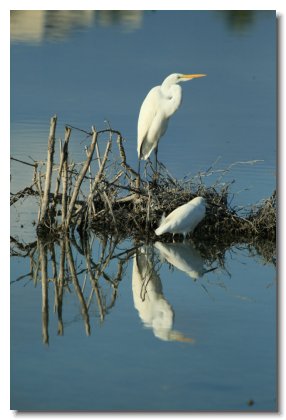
[
  {"left": 87, "top": 167, "right": 276, "bottom": 243},
  {"left": 10, "top": 117, "right": 276, "bottom": 250}
]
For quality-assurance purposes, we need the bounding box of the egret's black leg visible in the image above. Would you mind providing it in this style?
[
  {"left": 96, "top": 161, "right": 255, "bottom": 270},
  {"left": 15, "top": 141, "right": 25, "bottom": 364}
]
[
  {"left": 151, "top": 146, "right": 159, "bottom": 186},
  {"left": 154, "top": 146, "right": 158, "bottom": 173}
]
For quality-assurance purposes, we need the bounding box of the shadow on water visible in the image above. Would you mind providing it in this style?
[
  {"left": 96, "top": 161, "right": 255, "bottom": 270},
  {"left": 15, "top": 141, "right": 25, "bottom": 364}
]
[{"left": 10, "top": 232, "right": 275, "bottom": 345}]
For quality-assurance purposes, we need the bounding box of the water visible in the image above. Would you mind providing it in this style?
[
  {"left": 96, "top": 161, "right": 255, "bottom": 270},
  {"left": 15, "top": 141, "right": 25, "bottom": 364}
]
[
  {"left": 11, "top": 237, "right": 276, "bottom": 411},
  {"left": 10, "top": 11, "right": 276, "bottom": 411}
]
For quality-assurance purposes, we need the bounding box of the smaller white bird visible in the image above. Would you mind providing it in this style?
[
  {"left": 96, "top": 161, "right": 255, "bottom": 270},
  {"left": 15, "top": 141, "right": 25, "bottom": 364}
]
[{"left": 155, "top": 196, "right": 206, "bottom": 239}]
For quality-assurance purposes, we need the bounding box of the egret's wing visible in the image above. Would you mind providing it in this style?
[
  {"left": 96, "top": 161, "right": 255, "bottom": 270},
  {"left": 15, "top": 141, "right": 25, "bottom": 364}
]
[
  {"left": 164, "top": 202, "right": 190, "bottom": 225},
  {"left": 137, "top": 86, "right": 161, "bottom": 158},
  {"left": 155, "top": 204, "right": 189, "bottom": 235}
]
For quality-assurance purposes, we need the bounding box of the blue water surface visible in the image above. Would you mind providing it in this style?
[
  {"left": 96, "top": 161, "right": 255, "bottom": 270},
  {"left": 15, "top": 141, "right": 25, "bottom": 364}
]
[{"left": 10, "top": 10, "right": 276, "bottom": 411}]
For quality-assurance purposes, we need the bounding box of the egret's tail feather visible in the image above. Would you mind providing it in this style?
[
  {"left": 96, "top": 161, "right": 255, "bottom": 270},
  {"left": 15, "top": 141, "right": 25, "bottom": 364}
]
[
  {"left": 155, "top": 227, "right": 162, "bottom": 236},
  {"left": 155, "top": 213, "right": 166, "bottom": 236},
  {"left": 155, "top": 225, "right": 165, "bottom": 236}
]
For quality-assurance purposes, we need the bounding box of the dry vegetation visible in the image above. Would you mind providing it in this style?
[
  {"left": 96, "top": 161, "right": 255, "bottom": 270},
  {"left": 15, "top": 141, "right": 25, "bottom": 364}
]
[{"left": 11, "top": 116, "right": 276, "bottom": 249}]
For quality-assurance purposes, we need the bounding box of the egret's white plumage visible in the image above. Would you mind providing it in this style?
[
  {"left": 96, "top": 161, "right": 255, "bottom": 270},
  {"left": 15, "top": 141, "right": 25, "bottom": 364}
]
[
  {"left": 155, "top": 196, "right": 206, "bottom": 238},
  {"left": 137, "top": 73, "right": 206, "bottom": 161}
]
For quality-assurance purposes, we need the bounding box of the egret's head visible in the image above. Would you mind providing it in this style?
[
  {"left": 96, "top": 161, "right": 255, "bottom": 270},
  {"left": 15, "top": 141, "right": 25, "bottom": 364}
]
[
  {"left": 162, "top": 73, "right": 206, "bottom": 89},
  {"left": 177, "top": 73, "right": 207, "bottom": 83}
]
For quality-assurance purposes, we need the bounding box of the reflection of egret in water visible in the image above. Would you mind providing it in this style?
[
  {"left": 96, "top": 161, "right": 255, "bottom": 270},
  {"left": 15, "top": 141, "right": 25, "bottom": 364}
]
[
  {"left": 132, "top": 246, "right": 194, "bottom": 343},
  {"left": 156, "top": 242, "right": 256, "bottom": 303},
  {"left": 155, "top": 241, "right": 211, "bottom": 280}
]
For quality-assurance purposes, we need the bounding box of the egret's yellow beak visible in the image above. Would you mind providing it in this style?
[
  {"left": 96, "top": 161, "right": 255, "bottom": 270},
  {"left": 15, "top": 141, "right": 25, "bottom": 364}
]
[{"left": 182, "top": 74, "right": 207, "bottom": 79}]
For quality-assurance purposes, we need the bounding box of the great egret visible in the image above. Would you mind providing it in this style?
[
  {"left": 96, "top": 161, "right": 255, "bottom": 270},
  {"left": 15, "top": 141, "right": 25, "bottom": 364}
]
[
  {"left": 137, "top": 73, "right": 206, "bottom": 168},
  {"left": 155, "top": 196, "right": 206, "bottom": 239}
]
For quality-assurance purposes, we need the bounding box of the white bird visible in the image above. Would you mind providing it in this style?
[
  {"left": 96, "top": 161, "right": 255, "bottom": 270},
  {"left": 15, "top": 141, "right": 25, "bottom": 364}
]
[
  {"left": 137, "top": 72, "right": 206, "bottom": 167},
  {"left": 155, "top": 196, "right": 206, "bottom": 239}
]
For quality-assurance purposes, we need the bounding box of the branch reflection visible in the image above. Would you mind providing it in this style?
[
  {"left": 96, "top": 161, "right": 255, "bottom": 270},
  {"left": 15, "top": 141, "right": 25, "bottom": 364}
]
[
  {"left": 12, "top": 234, "right": 135, "bottom": 344},
  {"left": 10, "top": 234, "right": 275, "bottom": 345}
]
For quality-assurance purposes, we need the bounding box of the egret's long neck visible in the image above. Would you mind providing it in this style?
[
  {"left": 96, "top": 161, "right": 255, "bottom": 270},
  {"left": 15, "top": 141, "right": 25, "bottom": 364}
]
[
  {"left": 161, "top": 81, "right": 182, "bottom": 118},
  {"left": 161, "top": 77, "right": 177, "bottom": 94}
]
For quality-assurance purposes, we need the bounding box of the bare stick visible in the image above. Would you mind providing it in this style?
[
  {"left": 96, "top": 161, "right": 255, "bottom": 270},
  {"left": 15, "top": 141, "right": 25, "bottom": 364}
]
[
  {"left": 116, "top": 134, "right": 141, "bottom": 194},
  {"left": 39, "top": 115, "right": 57, "bottom": 224},
  {"left": 61, "top": 154, "right": 69, "bottom": 225},
  {"left": 88, "top": 135, "right": 112, "bottom": 204},
  {"left": 51, "top": 126, "right": 71, "bottom": 213},
  {"left": 36, "top": 169, "right": 43, "bottom": 222},
  {"left": 10, "top": 156, "right": 36, "bottom": 167},
  {"left": 116, "top": 134, "right": 139, "bottom": 179},
  {"left": 65, "top": 128, "right": 98, "bottom": 229},
  {"left": 60, "top": 127, "right": 71, "bottom": 225},
  {"left": 101, "top": 190, "right": 118, "bottom": 234},
  {"left": 85, "top": 146, "right": 96, "bottom": 216},
  {"left": 85, "top": 146, "right": 93, "bottom": 194},
  {"left": 95, "top": 142, "right": 101, "bottom": 170}
]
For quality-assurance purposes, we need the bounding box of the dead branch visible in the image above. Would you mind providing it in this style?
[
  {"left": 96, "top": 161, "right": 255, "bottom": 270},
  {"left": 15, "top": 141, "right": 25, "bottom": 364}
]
[
  {"left": 39, "top": 115, "right": 57, "bottom": 225},
  {"left": 65, "top": 128, "right": 98, "bottom": 229}
]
